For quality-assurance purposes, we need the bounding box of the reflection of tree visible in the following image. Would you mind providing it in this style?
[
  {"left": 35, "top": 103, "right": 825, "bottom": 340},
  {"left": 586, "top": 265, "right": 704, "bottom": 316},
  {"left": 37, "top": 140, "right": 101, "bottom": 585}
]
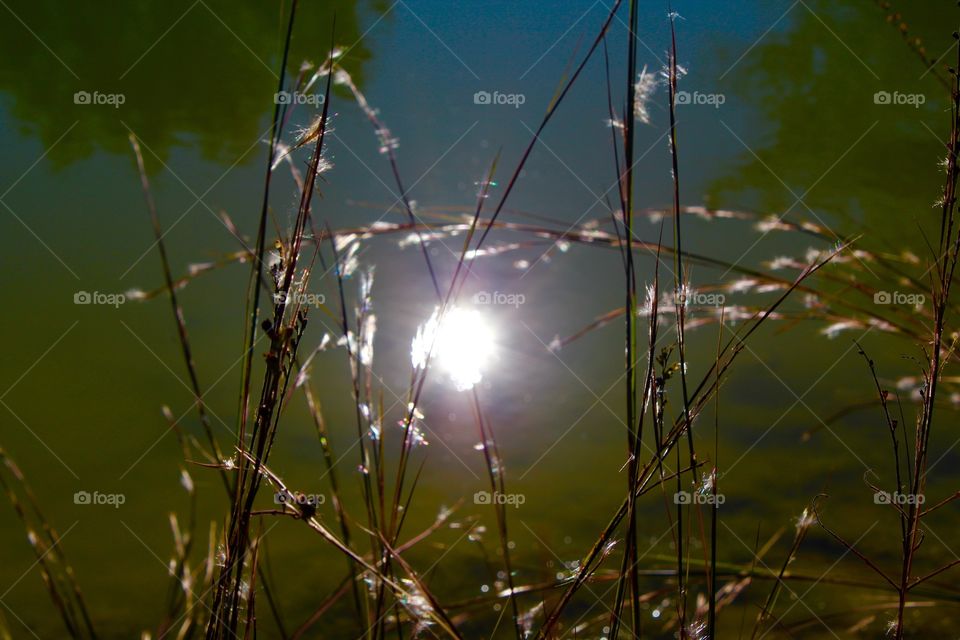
[
  {"left": 707, "top": 1, "right": 956, "bottom": 247},
  {"left": 0, "top": 0, "right": 381, "bottom": 166}
]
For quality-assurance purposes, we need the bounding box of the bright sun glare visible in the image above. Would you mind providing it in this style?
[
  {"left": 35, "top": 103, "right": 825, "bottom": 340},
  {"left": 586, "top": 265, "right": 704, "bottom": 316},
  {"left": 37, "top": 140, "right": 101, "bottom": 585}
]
[{"left": 411, "top": 305, "right": 495, "bottom": 391}]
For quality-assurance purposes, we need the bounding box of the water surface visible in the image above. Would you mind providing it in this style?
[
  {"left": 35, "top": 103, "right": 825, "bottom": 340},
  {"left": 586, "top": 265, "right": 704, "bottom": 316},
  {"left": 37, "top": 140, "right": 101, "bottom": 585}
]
[{"left": 1, "top": 1, "right": 957, "bottom": 637}]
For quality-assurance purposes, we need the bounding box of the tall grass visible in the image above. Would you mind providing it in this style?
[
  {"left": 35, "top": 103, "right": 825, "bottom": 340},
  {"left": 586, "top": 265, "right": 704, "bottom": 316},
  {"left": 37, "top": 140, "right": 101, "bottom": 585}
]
[
  {"left": 811, "top": 28, "right": 960, "bottom": 640},
  {"left": 3, "top": 3, "right": 960, "bottom": 639}
]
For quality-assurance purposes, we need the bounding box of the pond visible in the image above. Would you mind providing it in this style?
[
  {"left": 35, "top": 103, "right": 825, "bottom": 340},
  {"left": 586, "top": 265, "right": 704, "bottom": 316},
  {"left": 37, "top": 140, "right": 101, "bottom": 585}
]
[{"left": 0, "top": 1, "right": 958, "bottom": 637}]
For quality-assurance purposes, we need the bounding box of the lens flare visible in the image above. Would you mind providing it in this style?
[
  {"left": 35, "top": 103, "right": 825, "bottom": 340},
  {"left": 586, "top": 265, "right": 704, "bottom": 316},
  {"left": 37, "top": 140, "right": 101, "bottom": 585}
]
[{"left": 412, "top": 306, "right": 495, "bottom": 391}]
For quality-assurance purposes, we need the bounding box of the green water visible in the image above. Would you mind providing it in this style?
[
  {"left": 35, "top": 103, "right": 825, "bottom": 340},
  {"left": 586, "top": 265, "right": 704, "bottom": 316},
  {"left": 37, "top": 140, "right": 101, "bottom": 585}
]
[{"left": 1, "top": 1, "right": 958, "bottom": 637}]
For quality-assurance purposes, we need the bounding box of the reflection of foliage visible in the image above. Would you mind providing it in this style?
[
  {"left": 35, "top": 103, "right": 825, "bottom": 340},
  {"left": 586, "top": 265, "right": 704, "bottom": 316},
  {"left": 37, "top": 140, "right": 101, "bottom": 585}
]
[
  {"left": 0, "top": 0, "right": 379, "bottom": 166},
  {"left": 707, "top": 1, "right": 956, "bottom": 248}
]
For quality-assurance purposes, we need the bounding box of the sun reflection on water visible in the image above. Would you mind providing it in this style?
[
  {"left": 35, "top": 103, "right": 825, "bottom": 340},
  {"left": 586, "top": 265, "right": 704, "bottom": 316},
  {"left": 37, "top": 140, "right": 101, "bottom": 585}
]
[{"left": 411, "top": 305, "right": 495, "bottom": 391}]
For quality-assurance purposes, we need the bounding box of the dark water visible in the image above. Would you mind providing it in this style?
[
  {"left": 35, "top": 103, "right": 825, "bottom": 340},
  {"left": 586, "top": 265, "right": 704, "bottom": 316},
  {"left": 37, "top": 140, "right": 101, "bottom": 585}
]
[{"left": 1, "top": 1, "right": 958, "bottom": 637}]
